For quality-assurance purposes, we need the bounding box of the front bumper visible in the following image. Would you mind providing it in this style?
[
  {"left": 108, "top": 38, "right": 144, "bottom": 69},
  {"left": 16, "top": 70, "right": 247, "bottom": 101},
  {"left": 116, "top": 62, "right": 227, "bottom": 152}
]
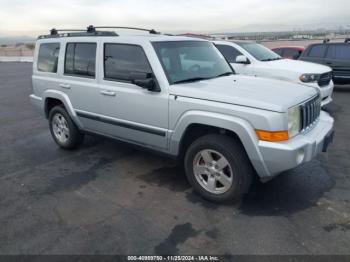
[
  {"left": 305, "top": 81, "right": 334, "bottom": 107},
  {"left": 29, "top": 94, "right": 45, "bottom": 115},
  {"left": 257, "top": 111, "right": 334, "bottom": 178}
]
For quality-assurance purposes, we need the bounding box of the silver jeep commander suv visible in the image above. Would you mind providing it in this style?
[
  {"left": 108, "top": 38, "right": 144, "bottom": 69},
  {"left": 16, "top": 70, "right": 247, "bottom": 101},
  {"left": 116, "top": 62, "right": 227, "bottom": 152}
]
[{"left": 30, "top": 26, "right": 334, "bottom": 203}]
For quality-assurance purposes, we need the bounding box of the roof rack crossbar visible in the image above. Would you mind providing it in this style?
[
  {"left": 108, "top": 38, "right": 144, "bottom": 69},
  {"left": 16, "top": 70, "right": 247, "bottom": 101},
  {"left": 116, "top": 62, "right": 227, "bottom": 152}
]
[
  {"left": 92, "top": 26, "right": 160, "bottom": 34},
  {"left": 50, "top": 28, "right": 88, "bottom": 35}
]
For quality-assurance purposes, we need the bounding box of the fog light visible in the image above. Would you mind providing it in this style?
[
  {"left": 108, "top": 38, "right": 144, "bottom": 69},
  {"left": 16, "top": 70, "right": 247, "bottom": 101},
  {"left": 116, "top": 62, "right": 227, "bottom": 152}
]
[{"left": 296, "top": 149, "right": 305, "bottom": 164}]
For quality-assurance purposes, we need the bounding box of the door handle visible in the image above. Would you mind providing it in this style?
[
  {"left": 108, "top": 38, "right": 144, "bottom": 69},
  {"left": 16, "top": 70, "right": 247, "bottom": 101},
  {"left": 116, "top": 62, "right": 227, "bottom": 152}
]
[
  {"left": 100, "top": 90, "right": 116, "bottom": 96},
  {"left": 59, "top": 83, "right": 71, "bottom": 89}
]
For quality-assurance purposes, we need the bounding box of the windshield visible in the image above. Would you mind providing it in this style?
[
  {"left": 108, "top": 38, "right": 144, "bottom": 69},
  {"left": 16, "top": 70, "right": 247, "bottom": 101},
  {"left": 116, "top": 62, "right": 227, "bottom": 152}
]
[
  {"left": 152, "top": 41, "right": 233, "bottom": 84},
  {"left": 237, "top": 42, "right": 281, "bottom": 61}
]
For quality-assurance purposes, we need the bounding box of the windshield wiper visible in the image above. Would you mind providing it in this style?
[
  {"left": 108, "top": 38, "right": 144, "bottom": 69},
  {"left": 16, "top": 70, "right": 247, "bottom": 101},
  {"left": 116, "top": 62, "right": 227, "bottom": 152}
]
[
  {"left": 213, "top": 71, "right": 234, "bottom": 78},
  {"left": 173, "top": 77, "right": 210, "bottom": 84},
  {"left": 173, "top": 72, "right": 234, "bottom": 84},
  {"left": 261, "top": 57, "right": 281, "bottom": 62}
]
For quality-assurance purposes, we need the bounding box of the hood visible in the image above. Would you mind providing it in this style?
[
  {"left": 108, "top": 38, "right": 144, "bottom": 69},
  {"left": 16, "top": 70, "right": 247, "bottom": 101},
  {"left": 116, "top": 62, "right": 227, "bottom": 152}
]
[
  {"left": 265, "top": 59, "right": 332, "bottom": 74},
  {"left": 169, "top": 75, "right": 317, "bottom": 112}
]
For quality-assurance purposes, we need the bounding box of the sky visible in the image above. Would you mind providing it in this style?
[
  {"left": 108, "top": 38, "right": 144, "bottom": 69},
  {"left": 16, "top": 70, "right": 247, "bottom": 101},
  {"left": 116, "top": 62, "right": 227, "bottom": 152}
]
[{"left": 0, "top": 0, "right": 349, "bottom": 36}]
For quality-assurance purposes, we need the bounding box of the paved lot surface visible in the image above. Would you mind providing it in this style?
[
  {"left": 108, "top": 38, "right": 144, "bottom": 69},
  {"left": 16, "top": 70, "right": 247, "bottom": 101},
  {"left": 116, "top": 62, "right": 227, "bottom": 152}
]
[{"left": 0, "top": 62, "right": 349, "bottom": 255}]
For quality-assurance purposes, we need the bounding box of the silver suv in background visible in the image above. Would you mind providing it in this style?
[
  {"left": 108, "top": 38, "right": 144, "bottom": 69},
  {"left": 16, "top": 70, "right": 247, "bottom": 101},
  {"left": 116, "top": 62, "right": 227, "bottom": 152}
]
[{"left": 30, "top": 26, "right": 334, "bottom": 203}]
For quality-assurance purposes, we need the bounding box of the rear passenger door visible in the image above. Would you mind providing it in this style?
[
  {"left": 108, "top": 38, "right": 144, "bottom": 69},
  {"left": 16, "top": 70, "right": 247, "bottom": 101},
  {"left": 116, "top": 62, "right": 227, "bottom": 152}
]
[
  {"left": 325, "top": 44, "right": 350, "bottom": 82},
  {"left": 97, "top": 42, "right": 169, "bottom": 149},
  {"left": 59, "top": 40, "right": 101, "bottom": 131}
]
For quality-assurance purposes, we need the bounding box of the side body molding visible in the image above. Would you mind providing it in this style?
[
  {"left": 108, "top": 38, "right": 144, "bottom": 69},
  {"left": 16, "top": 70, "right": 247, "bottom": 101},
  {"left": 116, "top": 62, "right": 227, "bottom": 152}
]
[{"left": 169, "top": 110, "right": 270, "bottom": 177}]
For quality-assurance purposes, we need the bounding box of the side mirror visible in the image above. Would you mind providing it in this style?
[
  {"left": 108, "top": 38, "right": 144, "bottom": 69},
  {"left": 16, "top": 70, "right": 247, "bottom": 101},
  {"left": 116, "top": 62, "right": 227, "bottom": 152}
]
[
  {"left": 235, "top": 55, "right": 250, "bottom": 64},
  {"left": 130, "top": 72, "right": 160, "bottom": 92}
]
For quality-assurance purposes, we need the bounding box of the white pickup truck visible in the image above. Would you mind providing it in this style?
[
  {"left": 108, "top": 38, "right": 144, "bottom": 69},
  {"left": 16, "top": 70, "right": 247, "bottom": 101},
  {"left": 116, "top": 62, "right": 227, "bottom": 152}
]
[{"left": 214, "top": 41, "right": 334, "bottom": 106}]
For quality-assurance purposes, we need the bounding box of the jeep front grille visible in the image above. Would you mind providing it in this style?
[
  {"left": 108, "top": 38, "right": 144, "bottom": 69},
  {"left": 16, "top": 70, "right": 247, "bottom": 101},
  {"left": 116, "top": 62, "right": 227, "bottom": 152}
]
[
  {"left": 318, "top": 72, "right": 332, "bottom": 87},
  {"left": 300, "top": 95, "right": 321, "bottom": 131}
]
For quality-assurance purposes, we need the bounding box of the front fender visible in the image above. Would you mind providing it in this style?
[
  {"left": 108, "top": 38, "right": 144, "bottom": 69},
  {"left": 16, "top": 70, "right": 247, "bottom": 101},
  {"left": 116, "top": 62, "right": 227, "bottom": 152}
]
[{"left": 169, "top": 110, "right": 270, "bottom": 177}]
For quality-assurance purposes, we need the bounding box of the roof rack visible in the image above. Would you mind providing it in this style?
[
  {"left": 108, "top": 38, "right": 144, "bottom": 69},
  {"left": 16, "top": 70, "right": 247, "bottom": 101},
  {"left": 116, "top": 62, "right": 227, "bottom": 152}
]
[
  {"left": 38, "top": 25, "right": 161, "bottom": 39},
  {"left": 92, "top": 26, "right": 161, "bottom": 34},
  {"left": 49, "top": 28, "right": 85, "bottom": 35}
]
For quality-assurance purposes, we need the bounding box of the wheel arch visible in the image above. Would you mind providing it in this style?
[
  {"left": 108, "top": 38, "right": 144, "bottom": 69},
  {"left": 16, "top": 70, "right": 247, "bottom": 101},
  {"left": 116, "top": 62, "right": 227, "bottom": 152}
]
[
  {"left": 43, "top": 90, "right": 83, "bottom": 129},
  {"left": 178, "top": 123, "right": 244, "bottom": 158},
  {"left": 169, "top": 111, "right": 270, "bottom": 177}
]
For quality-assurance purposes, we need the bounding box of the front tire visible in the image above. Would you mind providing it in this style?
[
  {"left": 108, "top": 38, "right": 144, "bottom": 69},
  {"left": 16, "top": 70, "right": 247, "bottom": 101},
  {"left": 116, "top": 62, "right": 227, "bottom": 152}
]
[
  {"left": 184, "top": 134, "right": 253, "bottom": 203},
  {"left": 49, "top": 105, "right": 84, "bottom": 149}
]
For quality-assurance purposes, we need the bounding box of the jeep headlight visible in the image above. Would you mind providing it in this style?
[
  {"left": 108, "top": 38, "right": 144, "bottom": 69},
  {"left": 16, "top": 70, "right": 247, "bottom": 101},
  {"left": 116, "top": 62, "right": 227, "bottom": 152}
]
[
  {"left": 288, "top": 106, "right": 301, "bottom": 138},
  {"left": 299, "top": 74, "right": 320, "bottom": 83}
]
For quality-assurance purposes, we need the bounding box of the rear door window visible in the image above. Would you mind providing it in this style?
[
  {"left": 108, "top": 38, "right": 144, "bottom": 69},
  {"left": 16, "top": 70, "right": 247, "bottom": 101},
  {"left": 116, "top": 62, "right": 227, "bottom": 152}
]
[
  {"left": 64, "top": 43, "right": 97, "bottom": 78},
  {"left": 326, "top": 45, "right": 350, "bottom": 60},
  {"left": 215, "top": 44, "right": 243, "bottom": 63},
  {"left": 307, "top": 45, "right": 327, "bottom": 58},
  {"left": 37, "top": 43, "right": 60, "bottom": 73}
]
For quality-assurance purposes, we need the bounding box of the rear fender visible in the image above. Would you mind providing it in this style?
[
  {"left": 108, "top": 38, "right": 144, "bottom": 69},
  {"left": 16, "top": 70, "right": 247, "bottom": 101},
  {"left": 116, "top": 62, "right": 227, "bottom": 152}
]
[{"left": 43, "top": 89, "right": 83, "bottom": 129}]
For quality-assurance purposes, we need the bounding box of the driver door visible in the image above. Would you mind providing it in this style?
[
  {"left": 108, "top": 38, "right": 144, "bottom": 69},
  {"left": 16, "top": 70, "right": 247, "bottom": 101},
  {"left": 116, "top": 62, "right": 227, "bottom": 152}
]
[{"left": 97, "top": 42, "right": 169, "bottom": 149}]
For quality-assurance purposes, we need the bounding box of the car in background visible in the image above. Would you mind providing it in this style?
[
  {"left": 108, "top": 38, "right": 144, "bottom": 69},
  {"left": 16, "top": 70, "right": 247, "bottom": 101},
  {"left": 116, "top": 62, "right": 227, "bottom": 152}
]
[
  {"left": 214, "top": 40, "right": 334, "bottom": 106},
  {"left": 299, "top": 40, "right": 350, "bottom": 84},
  {"left": 272, "top": 46, "right": 305, "bottom": 60}
]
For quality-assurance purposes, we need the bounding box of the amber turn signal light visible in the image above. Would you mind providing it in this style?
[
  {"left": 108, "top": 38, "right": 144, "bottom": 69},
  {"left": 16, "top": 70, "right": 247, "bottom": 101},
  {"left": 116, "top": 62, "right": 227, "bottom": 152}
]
[{"left": 255, "top": 130, "right": 289, "bottom": 142}]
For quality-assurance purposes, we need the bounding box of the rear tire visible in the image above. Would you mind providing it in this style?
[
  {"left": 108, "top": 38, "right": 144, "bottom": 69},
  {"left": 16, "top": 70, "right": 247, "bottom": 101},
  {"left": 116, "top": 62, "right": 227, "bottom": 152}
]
[
  {"left": 49, "top": 105, "right": 84, "bottom": 149},
  {"left": 184, "top": 134, "right": 253, "bottom": 203}
]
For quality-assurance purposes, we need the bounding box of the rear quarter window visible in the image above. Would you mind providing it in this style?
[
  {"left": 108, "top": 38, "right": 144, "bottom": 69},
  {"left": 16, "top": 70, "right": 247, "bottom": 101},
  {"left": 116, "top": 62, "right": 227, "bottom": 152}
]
[
  {"left": 37, "top": 43, "right": 60, "bottom": 73},
  {"left": 326, "top": 45, "right": 350, "bottom": 60}
]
